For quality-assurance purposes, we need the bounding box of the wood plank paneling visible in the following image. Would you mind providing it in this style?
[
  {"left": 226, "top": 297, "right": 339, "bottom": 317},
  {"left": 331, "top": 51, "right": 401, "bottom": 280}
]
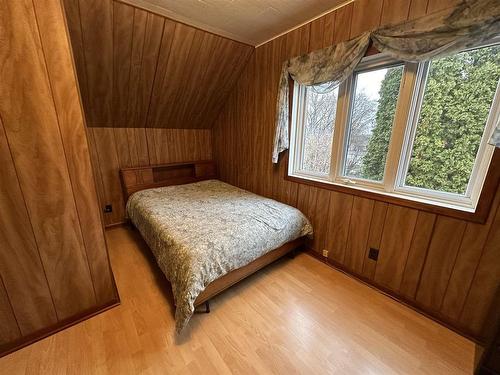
[
  {"left": 0, "top": 120, "right": 57, "bottom": 335},
  {"left": 362, "top": 201, "right": 388, "bottom": 280},
  {"left": 344, "top": 197, "right": 374, "bottom": 274},
  {"left": 34, "top": 0, "right": 117, "bottom": 306},
  {"left": 416, "top": 217, "right": 467, "bottom": 312},
  {"left": 134, "top": 12, "right": 165, "bottom": 128},
  {"left": 322, "top": 12, "right": 336, "bottom": 48},
  {"left": 0, "top": 0, "right": 117, "bottom": 355},
  {"left": 64, "top": 0, "right": 253, "bottom": 129},
  {"left": 380, "top": 0, "right": 411, "bottom": 25},
  {"left": 399, "top": 211, "right": 436, "bottom": 299},
  {"left": 426, "top": 0, "right": 460, "bottom": 14},
  {"left": 0, "top": 277, "right": 20, "bottom": 346},
  {"left": 61, "top": 0, "right": 91, "bottom": 115},
  {"left": 349, "top": 0, "right": 384, "bottom": 38},
  {"left": 78, "top": 0, "right": 114, "bottom": 126},
  {"left": 113, "top": 2, "right": 135, "bottom": 127},
  {"left": 333, "top": 2, "right": 353, "bottom": 44},
  {"left": 309, "top": 16, "right": 326, "bottom": 52},
  {"left": 0, "top": 0, "right": 96, "bottom": 320},
  {"left": 91, "top": 128, "right": 125, "bottom": 225},
  {"left": 212, "top": 0, "right": 500, "bottom": 342},
  {"left": 374, "top": 206, "right": 418, "bottom": 291},
  {"left": 459, "top": 192, "right": 500, "bottom": 337},
  {"left": 89, "top": 127, "right": 213, "bottom": 225},
  {"left": 148, "top": 23, "right": 198, "bottom": 127},
  {"left": 441, "top": 188, "right": 500, "bottom": 322},
  {"left": 124, "top": 8, "right": 148, "bottom": 128},
  {"left": 408, "top": 0, "right": 429, "bottom": 19}
]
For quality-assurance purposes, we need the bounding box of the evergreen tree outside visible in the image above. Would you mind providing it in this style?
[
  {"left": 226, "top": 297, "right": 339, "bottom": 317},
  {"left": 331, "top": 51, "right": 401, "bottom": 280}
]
[
  {"left": 360, "top": 45, "right": 500, "bottom": 194},
  {"left": 361, "top": 66, "right": 404, "bottom": 180}
]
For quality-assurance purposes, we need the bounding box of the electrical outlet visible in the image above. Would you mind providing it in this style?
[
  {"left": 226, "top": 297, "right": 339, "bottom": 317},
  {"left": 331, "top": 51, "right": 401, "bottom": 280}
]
[
  {"left": 368, "top": 248, "right": 379, "bottom": 261},
  {"left": 104, "top": 204, "right": 113, "bottom": 213},
  {"left": 322, "top": 249, "right": 329, "bottom": 258}
]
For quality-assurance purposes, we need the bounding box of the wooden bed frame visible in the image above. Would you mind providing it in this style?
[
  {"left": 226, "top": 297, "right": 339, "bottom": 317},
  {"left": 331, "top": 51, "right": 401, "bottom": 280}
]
[{"left": 119, "top": 160, "right": 305, "bottom": 310}]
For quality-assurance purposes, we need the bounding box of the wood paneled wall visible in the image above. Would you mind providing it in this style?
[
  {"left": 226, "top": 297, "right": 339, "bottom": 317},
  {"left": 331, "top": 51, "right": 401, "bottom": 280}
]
[
  {"left": 88, "top": 128, "right": 212, "bottom": 225},
  {"left": 62, "top": 0, "right": 253, "bottom": 129},
  {"left": 213, "top": 0, "right": 499, "bottom": 343},
  {"left": 0, "top": 0, "right": 117, "bottom": 355}
]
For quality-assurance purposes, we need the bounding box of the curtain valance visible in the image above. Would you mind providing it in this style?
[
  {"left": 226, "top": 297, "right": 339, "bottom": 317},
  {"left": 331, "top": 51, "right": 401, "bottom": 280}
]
[{"left": 272, "top": 0, "right": 500, "bottom": 163}]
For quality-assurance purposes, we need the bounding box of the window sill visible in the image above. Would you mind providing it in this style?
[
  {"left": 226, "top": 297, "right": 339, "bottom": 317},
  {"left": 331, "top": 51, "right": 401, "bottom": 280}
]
[{"left": 285, "top": 149, "right": 500, "bottom": 224}]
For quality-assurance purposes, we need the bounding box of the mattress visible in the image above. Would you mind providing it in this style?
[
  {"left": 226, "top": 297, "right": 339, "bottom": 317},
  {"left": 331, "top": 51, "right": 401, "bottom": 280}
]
[{"left": 126, "top": 179, "right": 313, "bottom": 332}]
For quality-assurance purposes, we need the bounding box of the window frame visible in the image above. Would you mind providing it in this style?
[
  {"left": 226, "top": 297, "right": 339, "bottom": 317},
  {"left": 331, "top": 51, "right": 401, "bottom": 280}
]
[
  {"left": 287, "top": 43, "right": 500, "bottom": 223},
  {"left": 332, "top": 55, "right": 411, "bottom": 191},
  {"left": 290, "top": 83, "right": 339, "bottom": 180}
]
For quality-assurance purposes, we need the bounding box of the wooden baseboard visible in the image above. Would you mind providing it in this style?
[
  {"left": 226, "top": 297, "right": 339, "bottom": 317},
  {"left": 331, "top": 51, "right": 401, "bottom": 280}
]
[
  {"left": 305, "top": 250, "right": 485, "bottom": 346},
  {"left": 0, "top": 299, "right": 120, "bottom": 358},
  {"left": 105, "top": 221, "right": 126, "bottom": 229}
]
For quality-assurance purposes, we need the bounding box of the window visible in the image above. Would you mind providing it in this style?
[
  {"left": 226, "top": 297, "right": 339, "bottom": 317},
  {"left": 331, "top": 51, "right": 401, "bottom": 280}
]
[
  {"left": 289, "top": 41, "right": 500, "bottom": 212},
  {"left": 298, "top": 84, "right": 338, "bottom": 175},
  {"left": 342, "top": 63, "right": 404, "bottom": 182}
]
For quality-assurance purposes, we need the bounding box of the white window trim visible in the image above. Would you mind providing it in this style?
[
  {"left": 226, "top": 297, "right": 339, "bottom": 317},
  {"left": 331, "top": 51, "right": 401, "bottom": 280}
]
[
  {"left": 290, "top": 83, "right": 336, "bottom": 181},
  {"left": 289, "top": 44, "right": 500, "bottom": 213},
  {"left": 333, "top": 56, "right": 409, "bottom": 191}
]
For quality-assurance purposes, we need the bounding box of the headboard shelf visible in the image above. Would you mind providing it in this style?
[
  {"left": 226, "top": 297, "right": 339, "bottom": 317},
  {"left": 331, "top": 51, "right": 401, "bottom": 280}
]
[{"left": 120, "top": 160, "right": 217, "bottom": 200}]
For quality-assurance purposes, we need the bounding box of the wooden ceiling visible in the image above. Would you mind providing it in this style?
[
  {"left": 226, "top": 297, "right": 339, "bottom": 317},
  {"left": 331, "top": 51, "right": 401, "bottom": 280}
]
[
  {"left": 63, "top": 0, "right": 253, "bottom": 128},
  {"left": 118, "top": 0, "right": 350, "bottom": 46}
]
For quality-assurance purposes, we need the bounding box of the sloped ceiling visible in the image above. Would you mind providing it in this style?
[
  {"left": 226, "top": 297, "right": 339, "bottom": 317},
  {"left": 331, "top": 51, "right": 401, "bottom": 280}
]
[
  {"left": 63, "top": 0, "right": 253, "bottom": 128},
  {"left": 119, "top": 0, "right": 350, "bottom": 46}
]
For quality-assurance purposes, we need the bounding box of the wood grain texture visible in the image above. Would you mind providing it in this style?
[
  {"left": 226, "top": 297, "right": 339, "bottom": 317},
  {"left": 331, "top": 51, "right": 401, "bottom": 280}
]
[
  {"left": 399, "top": 211, "right": 436, "bottom": 299},
  {"left": 63, "top": 0, "right": 253, "bottom": 129},
  {"left": 0, "top": 0, "right": 96, "bottom": 320},
  {"left": 195, "top": 237, "right": 305, "bottom": 305},
  {"left": 78, "top": 0, "right": 114, "bottom": 126},
  {"left": 34, "top": 0, "right": 117, "bottom": 306},
  {"left": 120, "top": 160, "right": 217, "bottom": 199},
  {"left": 374, "top": 206, "right": 418, "bottom": 291},
  {"left": 61, "top": 0, "right": 91, "bottom": 116},
  {"left": 459, "top": 189, "right": 500, "bottom": 337},
  {"left": 426, "top": 0, "right": 460, "bottom": 14},
  {"left": 0, "top": 0, "right": 117, "bottom": 356},
  {"left": 0, "top": 226, "right": 477, "bottom": 374},
  {"left": 133, "top": 11, "right": 166, "bottom": 128},
  {"left": 407, "top": 0, "right": 429, "bottom": 19},
  {"left": 381, "top": 0, "right": 411, "bottom": 25},
  {"left": 313, "top": 189, "right": 331, "bottom": 252},
  {"left": 362, "top": 201, "right": 388, "bottom": 280},
  {"left": 441, "top": 188, "right": 500, "bottom": 322},
  {"left": 344, "top": 197, "right": 374, "bottom": 274},
  {"left": 0, "top": 278, "right": 20, "bottom": 347},
  {"left": 89, "top": 127, "right": 213, "bottom": 225},
  {"left": 212, "top": 0, "right": 500, "bottom": 342},
  {"left": 416, "top": 217, "right": 467, "bottom": 312},
  {"left": 0, "top": 105, "right": 57, "bottom": 337},
  {"left": 324, "top": 194, "right": 354, "bottom": 263},
  {"left": 349, "top": 0, "right": 383, "bottom": 37}
]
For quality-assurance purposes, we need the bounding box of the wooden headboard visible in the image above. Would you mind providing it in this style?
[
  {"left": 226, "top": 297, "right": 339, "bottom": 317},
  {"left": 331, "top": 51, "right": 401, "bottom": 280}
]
[{"left": 120, "top": 160, "right": 218, "bottom": 200}]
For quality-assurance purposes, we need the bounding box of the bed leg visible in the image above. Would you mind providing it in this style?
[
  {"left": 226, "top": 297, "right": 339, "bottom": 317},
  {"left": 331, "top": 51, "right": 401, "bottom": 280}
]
[
  {"left": 205, "top": 301, "right": 210, "bottom": 313},
  {"left": 287, "top": 249, "right": 297, "bottom": 259}
]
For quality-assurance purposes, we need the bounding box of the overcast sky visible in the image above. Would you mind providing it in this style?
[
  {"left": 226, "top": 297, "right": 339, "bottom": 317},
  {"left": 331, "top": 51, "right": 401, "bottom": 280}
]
[{"left": 356, "top": 68, "right": 389, "bottom": 101}]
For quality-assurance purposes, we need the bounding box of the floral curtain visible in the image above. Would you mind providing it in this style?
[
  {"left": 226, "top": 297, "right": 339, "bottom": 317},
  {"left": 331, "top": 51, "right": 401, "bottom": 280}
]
[
  {"left": 272, "top": 0, "right": 500, "bottom": 163},
  {"left": 272, "top": 32, "right": 371, "bottom": 162}
]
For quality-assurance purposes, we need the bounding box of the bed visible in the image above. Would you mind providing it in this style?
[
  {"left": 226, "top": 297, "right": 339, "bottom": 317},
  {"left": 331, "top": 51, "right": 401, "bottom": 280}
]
[{"left": 120, "top": 161, "right": 313, "bottom": 332}]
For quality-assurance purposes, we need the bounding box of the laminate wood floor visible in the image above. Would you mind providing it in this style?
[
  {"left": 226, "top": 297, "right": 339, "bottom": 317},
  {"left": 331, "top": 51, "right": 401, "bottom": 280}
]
[{"left": 0, "top": 226, "right": 478, "bottom": 374}]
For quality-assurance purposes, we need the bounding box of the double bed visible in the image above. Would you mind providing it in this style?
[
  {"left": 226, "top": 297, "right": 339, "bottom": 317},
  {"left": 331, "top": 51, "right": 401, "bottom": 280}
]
[{"left": 121, "top": 161, "right": 312, "bottom": 332}]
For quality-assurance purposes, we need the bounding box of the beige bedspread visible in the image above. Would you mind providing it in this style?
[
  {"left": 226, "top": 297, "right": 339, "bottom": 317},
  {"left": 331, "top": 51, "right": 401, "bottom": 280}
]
[{"left": 126, "top": 179, "right": 312, "bottom": 332}]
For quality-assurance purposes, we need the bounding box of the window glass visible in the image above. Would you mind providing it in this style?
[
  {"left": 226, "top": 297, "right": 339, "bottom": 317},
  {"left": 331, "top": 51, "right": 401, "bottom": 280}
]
[
  {"left": 343, "top": 65, "right": 404, "bottom": 181},
  {"left": 289, "top": 43, "right": 499, "bottom": 212},
  {"left": 404, "top": 44, "right": 500, "bottom": 195},
  {"left": 301, "top": 84, "right": 339, "bottom": 174}
]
